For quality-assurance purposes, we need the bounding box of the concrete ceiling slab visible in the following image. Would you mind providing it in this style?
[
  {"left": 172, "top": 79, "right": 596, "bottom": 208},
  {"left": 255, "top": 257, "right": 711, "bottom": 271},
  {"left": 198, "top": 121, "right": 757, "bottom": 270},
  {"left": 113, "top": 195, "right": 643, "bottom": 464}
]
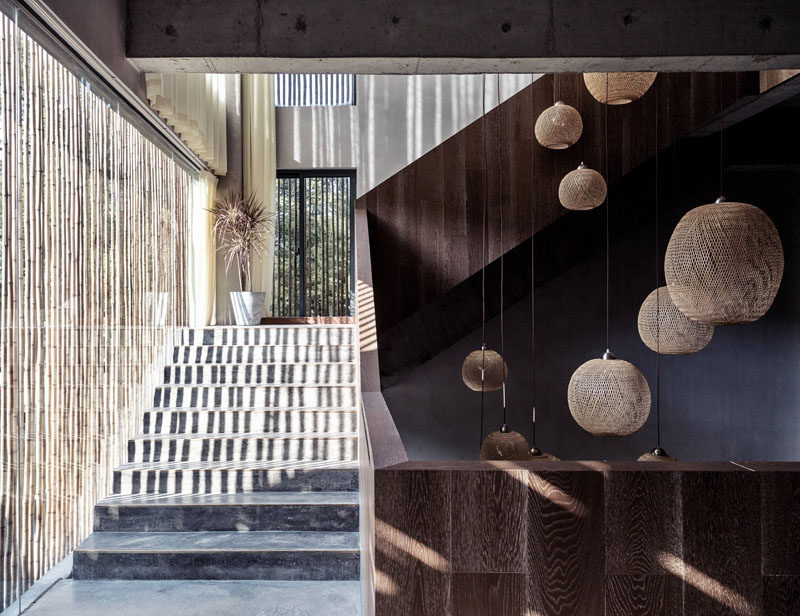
[{"left": 127, "top": 0, "right": 800, "bottom": 74}]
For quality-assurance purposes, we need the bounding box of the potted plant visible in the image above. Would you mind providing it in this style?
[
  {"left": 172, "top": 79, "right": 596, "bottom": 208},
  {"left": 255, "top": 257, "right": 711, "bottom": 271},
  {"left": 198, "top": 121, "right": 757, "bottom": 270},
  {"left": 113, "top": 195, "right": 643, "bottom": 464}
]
[{"left": 209, "top": 191, "right": 274, "bottom": 325}]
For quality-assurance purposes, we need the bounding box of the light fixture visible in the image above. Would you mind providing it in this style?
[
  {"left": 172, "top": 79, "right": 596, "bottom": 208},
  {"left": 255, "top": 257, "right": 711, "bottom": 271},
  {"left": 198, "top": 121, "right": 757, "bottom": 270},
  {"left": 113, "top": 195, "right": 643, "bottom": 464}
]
[
  {"left": 637, "top": 447, "right": 677, "bottom": 462},
  {"left": 535, "top": 101, "right": 582, "bottom": 150},
  {"left": 664, "top": 198, "right": 784, "bottom": 325},
  {"left": 638, "top": 286, "right": 713, "bottom": 354},
  {"left": 583, "top": 72, "right": 657, "bottom": 105},
  {"left": 568, "top": 74, "right": 650, "bottom": 437},
  {"left": 558, "top": 163, "right": 607, "bottom": 211},
  {"left": 480, "top": 424, "right": 531, "bottom": 460},
  {"left": 568, "top": 351, "right": 651, "bottom": 437},
  {"left": 462, "top": 346, "right": 507, "bottom": 392}
]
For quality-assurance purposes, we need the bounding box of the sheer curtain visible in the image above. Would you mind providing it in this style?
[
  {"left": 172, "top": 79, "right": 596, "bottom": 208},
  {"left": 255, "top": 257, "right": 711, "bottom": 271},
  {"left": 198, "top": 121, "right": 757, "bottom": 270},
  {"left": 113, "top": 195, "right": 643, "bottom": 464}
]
[
  {"left": 146, "top": 73, "right": 228, "bottom": 175},
  {"left": 243, "top": 74, "right": 278, "bottom": 317},
  {"left": 188, "top": 171, "right": 218, "bottom": 326}
]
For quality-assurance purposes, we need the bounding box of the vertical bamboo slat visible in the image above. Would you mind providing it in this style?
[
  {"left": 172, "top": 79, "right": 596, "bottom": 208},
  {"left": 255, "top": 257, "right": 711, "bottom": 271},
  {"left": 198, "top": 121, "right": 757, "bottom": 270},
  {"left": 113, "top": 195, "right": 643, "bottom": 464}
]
[{"left": 0, "top": 12, "right": 193, "bottom": 610}]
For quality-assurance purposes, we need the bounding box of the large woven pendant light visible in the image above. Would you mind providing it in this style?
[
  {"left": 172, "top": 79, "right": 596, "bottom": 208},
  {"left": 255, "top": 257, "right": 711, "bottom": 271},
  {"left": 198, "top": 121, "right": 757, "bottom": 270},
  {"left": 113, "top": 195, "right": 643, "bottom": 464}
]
[
  {"left": 583, "top": 72, "right": 657, "bottom": 105},
  {"left": 568, "top": 75, "right": 651, "bottom": 437},
  {"left": 664, "top": 74, "right": 783, "bottom": 325},
  {"left": 535, "top": 101, "right": 583, "bottom": 150},
  {"left": 559, "top": 163, "right": 607, "bottom": 211},
  {"left": 638, "top": 286, "right": 713, "bottom": 354},
  {"left": 664, "top": 198, "right": 783, "bottom": 325},
  {"left": 528, "top": 74, "right": 559, "bottom": 461}
]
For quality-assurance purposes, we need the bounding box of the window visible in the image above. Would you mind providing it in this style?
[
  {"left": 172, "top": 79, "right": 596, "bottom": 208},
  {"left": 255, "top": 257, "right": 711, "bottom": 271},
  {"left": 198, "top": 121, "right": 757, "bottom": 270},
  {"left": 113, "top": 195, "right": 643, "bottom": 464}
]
[{"left": 275, "top": 74, "right": 356, "bottom": 107}]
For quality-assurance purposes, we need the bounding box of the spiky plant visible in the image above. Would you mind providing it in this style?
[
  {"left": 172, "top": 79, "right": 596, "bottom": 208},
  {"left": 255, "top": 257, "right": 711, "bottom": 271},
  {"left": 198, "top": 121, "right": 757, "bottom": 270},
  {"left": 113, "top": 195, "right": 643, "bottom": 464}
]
[{"left": 209, "top": 191, "right": 274, "bottom": 292}]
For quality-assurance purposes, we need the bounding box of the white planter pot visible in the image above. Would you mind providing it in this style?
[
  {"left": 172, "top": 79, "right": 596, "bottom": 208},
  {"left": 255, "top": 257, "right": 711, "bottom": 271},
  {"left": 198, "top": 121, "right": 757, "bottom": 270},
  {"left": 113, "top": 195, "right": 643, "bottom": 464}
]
[{"left": 230, "top": 292, "right": 266, "bottom": 326}]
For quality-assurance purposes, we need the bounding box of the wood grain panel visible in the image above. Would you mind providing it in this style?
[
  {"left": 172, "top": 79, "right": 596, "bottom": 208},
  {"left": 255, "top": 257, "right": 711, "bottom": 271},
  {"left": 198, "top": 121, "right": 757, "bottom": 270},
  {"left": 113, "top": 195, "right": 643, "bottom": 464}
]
[
  {"left": 762, "top": 575, "right": 800, "bottom": 616},
  {"left": 605, "top": 471, "right": 682, "bottom": 576},
  {"left": 362, "top": 71, "right": 759, "bottom": 342},
  {"left": 375, "top": 470, "right": 451, "bottom": 616},
  {"left": 528, "top": 471, "right": 605, "bottom": 616},
  {"left": 451, "top": 470, "right": 528, "bottom": 573},
  {"left": 606, "top": 575, "right": 683, "bottom": 616},
  {"left": 451, "top": 572, "right": 527, "bottom": 616},
  {"left": 682, "top": 472, "right": 761, "bottom": 616},
  {"left": 761, "top": 472, "right": 800, "bottom": 575}
]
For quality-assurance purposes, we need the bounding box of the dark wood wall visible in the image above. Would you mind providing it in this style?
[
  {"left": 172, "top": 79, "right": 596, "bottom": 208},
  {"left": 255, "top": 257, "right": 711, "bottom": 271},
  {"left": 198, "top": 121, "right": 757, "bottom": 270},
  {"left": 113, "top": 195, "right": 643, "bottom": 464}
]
[
  {"left": 374, "top": 461, "right": 800, "bottom": 616},
  {"left": 358, "top": 72, "right": 758, "bottom": 337}
]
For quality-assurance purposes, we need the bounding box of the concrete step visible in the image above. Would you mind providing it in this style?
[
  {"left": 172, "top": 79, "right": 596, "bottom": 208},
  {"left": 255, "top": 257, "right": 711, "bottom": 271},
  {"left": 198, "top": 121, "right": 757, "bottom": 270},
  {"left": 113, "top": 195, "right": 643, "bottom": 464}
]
[
  {"left": 112, "top": 460, "right": 359, "bottom": 495},
  {"left": 153, "top": 385, "right": 357, "bottom": 409},
  {"left": 72, "top": 531, "right": 360, "bottom": 580},
  {"left": 171, "top": 345, "right": 356, "bottom": 365},
  {"left": 93, "top": 492, "right": 360, "bottom": 532},
  {"left": 142, "top": 407, "right": 358, "bottom": 436},
  {"left": 162, "top": 363, "right": 356, "bottom": 386},
  {"left": 127, "top": 433, "right": 358, "bottom": 464},
  {"left": 179, "top": 326, "right": 354, "bottom": 347}
]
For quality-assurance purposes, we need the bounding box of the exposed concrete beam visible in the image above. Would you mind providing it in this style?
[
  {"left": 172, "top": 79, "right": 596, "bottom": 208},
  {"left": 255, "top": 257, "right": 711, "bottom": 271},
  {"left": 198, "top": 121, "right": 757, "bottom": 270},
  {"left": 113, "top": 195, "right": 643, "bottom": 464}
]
[{"left": 127, "top": 0, "right": 800, "bottom": 74}]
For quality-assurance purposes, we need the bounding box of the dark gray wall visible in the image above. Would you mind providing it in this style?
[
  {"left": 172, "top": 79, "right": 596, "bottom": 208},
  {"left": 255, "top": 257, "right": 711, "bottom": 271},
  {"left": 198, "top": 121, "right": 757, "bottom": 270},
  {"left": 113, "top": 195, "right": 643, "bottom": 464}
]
[
  {"left": 44, "top": 0, "right": 145, "bottom": 100},
  {"left": 383, "top": 167, "right": 800, "bottom": 461}
]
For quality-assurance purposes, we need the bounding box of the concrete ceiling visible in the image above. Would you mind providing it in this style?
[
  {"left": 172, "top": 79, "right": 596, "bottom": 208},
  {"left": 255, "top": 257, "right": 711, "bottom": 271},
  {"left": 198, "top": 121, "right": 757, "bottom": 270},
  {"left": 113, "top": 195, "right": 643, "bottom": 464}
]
[{"left": 127, "top": 0, "right": 800, "bottom": 74}]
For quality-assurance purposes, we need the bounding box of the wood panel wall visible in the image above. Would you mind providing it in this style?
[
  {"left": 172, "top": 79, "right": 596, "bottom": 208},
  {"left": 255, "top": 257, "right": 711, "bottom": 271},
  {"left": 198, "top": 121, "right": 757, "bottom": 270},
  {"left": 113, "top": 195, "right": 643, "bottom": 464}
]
[
  {"left": 374, "top": 462, "right": 800, "bottom": 616},
  {"left": 0, "top": 15, "right": 192, "bottom": 609},
  {"left": 359, "top": 72, "right": 759, "bottom": 337}
]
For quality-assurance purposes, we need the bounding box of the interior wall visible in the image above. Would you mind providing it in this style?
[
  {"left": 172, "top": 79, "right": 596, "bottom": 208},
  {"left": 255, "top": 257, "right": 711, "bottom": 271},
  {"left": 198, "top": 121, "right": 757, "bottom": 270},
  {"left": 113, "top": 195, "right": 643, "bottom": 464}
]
[
  {"left": 382, "top": 167, "right": 800, "bottom": 462},
  {"left": 275, "top": 74, "right": 536, "bottom": 197},
  {"left": 42, "top": 0, "right": 145, "bottom": 100}
]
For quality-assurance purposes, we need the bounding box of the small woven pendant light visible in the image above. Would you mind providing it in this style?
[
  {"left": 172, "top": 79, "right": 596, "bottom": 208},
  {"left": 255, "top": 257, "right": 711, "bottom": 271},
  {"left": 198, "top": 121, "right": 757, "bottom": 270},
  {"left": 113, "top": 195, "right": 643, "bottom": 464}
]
[
  {"left": 569, "top": 351, "right": 651, "bottom": 437},
  {"left": 583, "top": 72, "right": 657, "bottom": 105},
  {"left": 664, "top": 198, "right": 784, "bottom": 325},
  {"left": 559, "top": 163, "right": 607, "bottom": 211},
  {"left": 480, "top": 424, "right": 532, "bottom": 460},
  {"left": 462, "top": 346, "right": 507, "bottom": 392},
  {"left": 638, "top": 286, "right": 714, "bottom": 354},
  {"left": 568, "top": 76, "right": 650, "bottom": 437},
  {"left": 535, "top": 101, "right": 583, "bottom": 150}
]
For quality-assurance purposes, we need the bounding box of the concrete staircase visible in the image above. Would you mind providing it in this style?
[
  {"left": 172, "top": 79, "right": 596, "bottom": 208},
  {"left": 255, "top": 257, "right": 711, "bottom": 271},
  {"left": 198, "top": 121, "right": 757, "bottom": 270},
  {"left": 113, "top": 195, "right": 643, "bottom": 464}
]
[{"left": 73, "top": 325, "right": 360, "bottom": 582}]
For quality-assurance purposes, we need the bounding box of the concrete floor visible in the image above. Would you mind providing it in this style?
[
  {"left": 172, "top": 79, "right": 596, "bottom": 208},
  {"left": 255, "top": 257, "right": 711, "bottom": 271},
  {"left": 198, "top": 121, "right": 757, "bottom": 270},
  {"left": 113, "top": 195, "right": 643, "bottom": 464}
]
[{"left": 17, "top": 579, "right": 361, "bottom": 616}]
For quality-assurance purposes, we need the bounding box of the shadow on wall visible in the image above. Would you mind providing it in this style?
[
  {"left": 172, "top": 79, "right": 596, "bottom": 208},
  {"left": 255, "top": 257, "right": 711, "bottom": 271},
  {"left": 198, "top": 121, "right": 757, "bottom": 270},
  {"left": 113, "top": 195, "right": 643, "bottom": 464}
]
[
  {"left": 275, "top": 74, "right": 538, "bottom": 197},
  {"left": 381, "top": 169, "right": 800, "bottom": 462}
]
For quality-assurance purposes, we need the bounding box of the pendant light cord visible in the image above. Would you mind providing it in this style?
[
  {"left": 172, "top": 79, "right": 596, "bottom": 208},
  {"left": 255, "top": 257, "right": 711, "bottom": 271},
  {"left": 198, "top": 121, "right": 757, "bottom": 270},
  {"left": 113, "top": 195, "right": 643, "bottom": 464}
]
[
  {"left": 497, "top": 73, "right": 507, "bottom": 426},
  {"left": 531, "top": 73, "right": 538, "bottom": 447},
  {"left": 479, "top": 73, "right": 488, "bottom": 451},
  {"left": 605, "top": 74, "right": 610, "bottom": 351},
  {"left": 719, "top": 72, "right": 724, "bottom": 196},
  {"left": 655, "top": 96, "right": 661, "bottom": 449}
]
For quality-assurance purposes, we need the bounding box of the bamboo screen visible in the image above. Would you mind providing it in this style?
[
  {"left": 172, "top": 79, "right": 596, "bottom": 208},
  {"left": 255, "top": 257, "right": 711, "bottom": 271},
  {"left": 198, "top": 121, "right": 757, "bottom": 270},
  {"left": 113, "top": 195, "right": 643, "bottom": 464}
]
[{"left": 0, "top": 12, "right": 193, "bottom": 609}]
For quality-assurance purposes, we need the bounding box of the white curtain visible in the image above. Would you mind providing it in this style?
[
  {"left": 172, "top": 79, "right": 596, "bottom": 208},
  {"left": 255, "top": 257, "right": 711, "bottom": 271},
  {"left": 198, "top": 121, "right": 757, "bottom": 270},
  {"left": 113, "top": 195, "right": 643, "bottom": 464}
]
[
  {"left": 243, "top": 74, "right": 277, "bottom": 317},
  {"left": 146, "top": 74, "right": 228, "bottom": 175},
  {"left": 187, "top": 171, "right": 218, "bottom": 326}
]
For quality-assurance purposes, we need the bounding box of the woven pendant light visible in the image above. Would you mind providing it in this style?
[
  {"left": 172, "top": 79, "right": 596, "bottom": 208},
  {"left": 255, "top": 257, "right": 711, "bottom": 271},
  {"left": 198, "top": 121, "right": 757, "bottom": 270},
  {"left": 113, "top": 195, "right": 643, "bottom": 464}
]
[
  {"left": 559, "top": 163, "right": 607, "bottom": 211},
  {"left": 480, "top": 425, "right": 531, "bottom": 460},
  {"left": 583, "top": 72, "right": 657, "bottom": 105},
  {"left": 638, "top": 286, "right": 714, "bottom": 354},
  {"left": 535, "top": 101, "right": 583, "bottom": 150},
  {"left": 664, "top": 198, "right": 784, "bottom": 325},
  {"left": 462, "top": 346, "right": 507, "bottom": 392},
  {"left": 568, "top": 351, "right": 651, "bottom": 437},
  {"left": 637, "top": 446, "right": 676, "bottom": 462}
]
